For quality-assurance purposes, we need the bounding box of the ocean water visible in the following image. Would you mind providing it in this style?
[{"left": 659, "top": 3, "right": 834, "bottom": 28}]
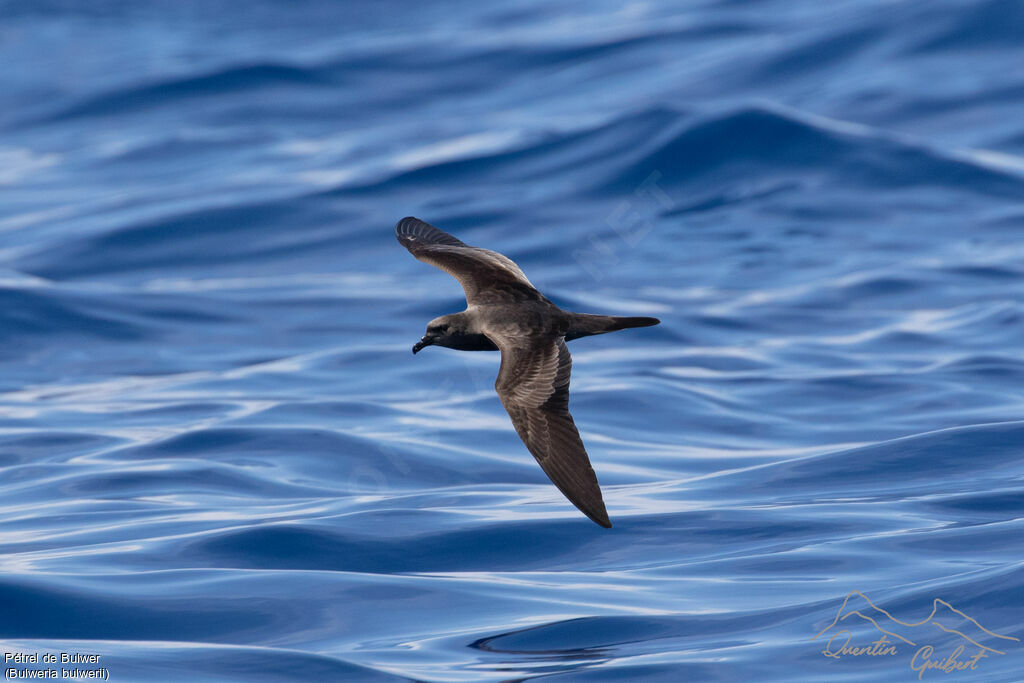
[{"left": 2, "top": 1, "right": 1024, "bottom": 680}]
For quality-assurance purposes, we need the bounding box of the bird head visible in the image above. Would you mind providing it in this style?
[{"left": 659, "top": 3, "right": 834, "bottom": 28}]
[{"left": 413, "top": 314, "right": 461, "bottom": 354}]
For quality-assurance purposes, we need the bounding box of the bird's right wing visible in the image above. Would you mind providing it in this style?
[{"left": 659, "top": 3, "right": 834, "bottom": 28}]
[
  {"left": 395, "top": 217, "right": 542, "bottom": 305},
  {"left": 491, "top": 335, "right": 611, "bottom": 528}
]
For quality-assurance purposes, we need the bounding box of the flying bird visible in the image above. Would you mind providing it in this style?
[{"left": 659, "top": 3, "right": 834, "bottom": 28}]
[{"left": 396, "top": 217, "right": 659, "bottom": 527}]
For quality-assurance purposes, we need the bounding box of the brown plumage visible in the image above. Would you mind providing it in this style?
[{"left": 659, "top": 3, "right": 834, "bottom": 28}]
[{"left": 396, "top": 217, "right": 659, "bottom": 527}]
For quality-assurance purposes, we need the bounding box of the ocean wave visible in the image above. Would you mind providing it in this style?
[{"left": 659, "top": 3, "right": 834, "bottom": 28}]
[
  {"left": 33, "top": 62, "right": 333, "bottom": 125},
  {"left": 4, "top": 1, "right": 1024, "bottom": 681},
  {"left": 316, "top": 102, "right": 1024, "bottom": 212}
]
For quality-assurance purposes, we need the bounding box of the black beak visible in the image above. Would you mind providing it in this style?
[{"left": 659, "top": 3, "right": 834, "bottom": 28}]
[{"left": 412, "top": 336, "right": 433, "bottom": 354}]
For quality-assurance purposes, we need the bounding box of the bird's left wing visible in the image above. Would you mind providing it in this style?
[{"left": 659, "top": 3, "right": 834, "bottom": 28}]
[
  {"left": 395, "top": 217, "right": 541, "bottom": 305},
  {"left": 491, "top": 335, "right": 611, "bottom": 528}
]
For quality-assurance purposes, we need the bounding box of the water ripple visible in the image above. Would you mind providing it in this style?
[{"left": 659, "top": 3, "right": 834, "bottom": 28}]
[{"left": 3, "top": 1, "right": 1024, "bottom": 681}]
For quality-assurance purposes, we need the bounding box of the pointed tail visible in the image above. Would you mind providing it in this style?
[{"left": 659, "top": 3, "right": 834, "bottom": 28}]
[{"left": 565, "top": 314, "right": 660, "bottom": 341}]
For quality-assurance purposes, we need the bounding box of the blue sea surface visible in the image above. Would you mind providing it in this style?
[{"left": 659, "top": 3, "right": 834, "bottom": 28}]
[{"left": 2, "top": 1, "right": 1024, "bottom": 680}]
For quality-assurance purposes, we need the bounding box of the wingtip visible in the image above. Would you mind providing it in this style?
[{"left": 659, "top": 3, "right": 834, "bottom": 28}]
[
  {"left": 585, "top": 506, "right": 613, "bottom": 528},
  {"left": 394, "top": 216, "right": 467, "bottom": 247},
  {"left": 395, "top": 216, "right": 420, "bottom": 235}
]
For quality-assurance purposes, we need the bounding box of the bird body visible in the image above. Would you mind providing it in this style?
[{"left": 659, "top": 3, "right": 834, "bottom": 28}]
[
  {"left": 416, "top": 302, "right": 656, "bottom": 353},
  {"left": 397, "top": 217, "right": 659, "bottom": 527}
]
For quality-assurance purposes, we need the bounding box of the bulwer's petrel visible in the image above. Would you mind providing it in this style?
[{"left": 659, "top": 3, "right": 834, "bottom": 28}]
[{"left": 396, "top": 217, "right": 659, "bottom": 527}]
